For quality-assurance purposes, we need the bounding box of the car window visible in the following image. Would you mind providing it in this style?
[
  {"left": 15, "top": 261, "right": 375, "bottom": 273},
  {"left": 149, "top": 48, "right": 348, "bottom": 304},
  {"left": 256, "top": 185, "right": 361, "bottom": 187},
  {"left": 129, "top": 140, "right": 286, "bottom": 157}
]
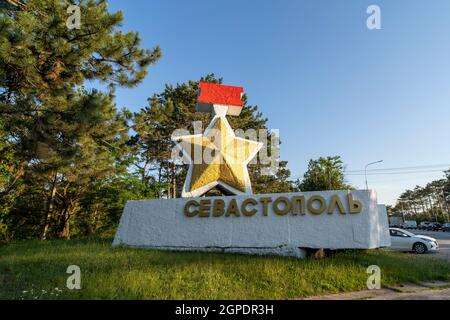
[
  {"left": 390, "top": 230, "right": 399, "bottom": 236},
  {"left": 390, "top": 230, "right": 408, "bottom": 237},
  {"left": 400, "top": 229, "right": 415, "bottom": 237}
]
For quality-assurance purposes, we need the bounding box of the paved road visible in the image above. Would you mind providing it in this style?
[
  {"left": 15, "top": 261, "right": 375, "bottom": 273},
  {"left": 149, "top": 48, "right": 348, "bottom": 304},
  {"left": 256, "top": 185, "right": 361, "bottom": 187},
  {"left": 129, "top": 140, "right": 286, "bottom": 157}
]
[
  {"left": 305, "top": 282, "right": 450, "bottom": 300},
  {"left": 407, "top": 230, "right": 450, "bottom": 261}
]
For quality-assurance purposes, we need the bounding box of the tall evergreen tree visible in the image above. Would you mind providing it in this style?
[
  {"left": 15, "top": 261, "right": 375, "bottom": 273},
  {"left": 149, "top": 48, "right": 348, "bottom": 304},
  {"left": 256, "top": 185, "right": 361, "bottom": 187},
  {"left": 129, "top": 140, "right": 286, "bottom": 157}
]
[
  {"left": 0, "top": 0, "right": 160, "bottom": 239},
  {"left": 392, "top": 170, "right": 450, "bottom": 221}
]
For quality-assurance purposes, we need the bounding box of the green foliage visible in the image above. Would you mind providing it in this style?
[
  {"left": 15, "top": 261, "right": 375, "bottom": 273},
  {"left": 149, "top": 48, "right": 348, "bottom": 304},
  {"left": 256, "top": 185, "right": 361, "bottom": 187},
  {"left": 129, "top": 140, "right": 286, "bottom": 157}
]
[
  {"left": 252, "top": 161, "right": 297, "bottom": 194},
  {"left": 131, "top": 76, "right": 213, "bottom": 198},
  {"left": 392, "top": 173, "right": 450, "bottom": 222},
  {"left": 73, "top": 174, "right": 163, "bottom": 237},
  {"left": 0, "top": 0, "right": 160, "bottom": 240},
  {"left": 1, "top": 238, "right": 450, "bottom": 299},
  {"left": 298, "top": 156, "right": 352, "bottom": 191},
  {"left": 0, "top": 0, "right": 160, "bottom": 97},
  {"left": 0, "top": 1, "right": 346, "bottom": 241}
]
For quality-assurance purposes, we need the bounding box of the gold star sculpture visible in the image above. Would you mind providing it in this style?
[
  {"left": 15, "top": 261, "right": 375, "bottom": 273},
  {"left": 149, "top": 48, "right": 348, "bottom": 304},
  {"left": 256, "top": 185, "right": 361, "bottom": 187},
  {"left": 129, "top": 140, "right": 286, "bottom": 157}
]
[{"left": 174, "top": 115, "right": 262, "bottom": 197}]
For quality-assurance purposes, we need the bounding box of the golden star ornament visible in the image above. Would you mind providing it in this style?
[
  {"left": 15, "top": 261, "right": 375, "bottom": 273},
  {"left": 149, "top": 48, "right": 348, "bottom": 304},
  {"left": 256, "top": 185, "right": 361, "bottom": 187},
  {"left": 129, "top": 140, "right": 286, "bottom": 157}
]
[{"left": 174, "top": 115, "right": 262, "bottom": 197}]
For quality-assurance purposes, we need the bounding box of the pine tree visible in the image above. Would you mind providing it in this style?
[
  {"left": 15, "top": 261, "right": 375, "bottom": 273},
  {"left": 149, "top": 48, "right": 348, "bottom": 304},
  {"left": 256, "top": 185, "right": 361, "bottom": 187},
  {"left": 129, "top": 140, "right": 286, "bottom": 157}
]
[{"left": 0, "top": 0, "right": 160, "bottom": 239}]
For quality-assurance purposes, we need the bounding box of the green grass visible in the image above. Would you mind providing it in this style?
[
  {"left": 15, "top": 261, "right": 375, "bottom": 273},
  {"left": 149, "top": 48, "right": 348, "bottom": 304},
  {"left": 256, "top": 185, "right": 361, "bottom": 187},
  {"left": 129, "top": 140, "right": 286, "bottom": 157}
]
[{"left": 0, "top": 238, "right": 449, "bottom": 299}]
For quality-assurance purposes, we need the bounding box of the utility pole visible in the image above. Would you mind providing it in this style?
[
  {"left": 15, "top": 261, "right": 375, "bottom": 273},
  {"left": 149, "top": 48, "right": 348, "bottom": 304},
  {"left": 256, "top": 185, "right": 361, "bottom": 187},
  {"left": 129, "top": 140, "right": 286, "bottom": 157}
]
[{"left": 365, "top": 160, "right": 383, "bottom": 190}]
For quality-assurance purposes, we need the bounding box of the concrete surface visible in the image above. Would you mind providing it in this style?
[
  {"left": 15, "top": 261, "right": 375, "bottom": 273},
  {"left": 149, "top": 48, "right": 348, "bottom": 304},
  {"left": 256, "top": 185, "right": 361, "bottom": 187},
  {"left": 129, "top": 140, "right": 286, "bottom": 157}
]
[
  {"left": 304, "top": 281, "right": 450, "bottom": 300},
  {"left": 113, "top": 190, "right": 390, "bottom": 257}
]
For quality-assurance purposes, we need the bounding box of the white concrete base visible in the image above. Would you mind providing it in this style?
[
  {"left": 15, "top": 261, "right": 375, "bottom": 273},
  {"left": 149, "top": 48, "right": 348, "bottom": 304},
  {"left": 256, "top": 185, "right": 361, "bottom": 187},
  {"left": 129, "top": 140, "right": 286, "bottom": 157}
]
[
  {"left": 127, "top": 246, "right": 307, "bottom": 258},
  {"left": 113, "top": 190, "right": 390, "bottom": 258}
]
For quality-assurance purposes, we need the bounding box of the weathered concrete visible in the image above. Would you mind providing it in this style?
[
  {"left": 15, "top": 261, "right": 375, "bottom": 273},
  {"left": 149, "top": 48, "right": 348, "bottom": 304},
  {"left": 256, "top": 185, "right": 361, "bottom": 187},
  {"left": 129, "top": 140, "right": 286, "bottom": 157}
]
[{"left": 113, "top": 190, "right": 390, "bottom": 257}]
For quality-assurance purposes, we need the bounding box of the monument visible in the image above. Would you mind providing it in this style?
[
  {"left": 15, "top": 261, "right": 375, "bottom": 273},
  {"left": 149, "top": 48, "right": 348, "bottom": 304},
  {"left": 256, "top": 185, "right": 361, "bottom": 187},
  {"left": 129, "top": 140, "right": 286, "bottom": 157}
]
[
  {"left": 175, "top": 82, "right": 262, "bottom": 197},
  {"left": 113, "top": 82, "right": 390, "bottom": 257}
]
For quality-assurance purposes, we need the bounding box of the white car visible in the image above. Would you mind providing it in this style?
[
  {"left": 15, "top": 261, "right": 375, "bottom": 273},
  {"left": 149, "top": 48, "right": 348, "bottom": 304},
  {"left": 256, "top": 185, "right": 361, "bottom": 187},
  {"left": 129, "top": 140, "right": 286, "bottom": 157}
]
[{"left": 389, "top": 228, "right": 439, "bottom": 254}]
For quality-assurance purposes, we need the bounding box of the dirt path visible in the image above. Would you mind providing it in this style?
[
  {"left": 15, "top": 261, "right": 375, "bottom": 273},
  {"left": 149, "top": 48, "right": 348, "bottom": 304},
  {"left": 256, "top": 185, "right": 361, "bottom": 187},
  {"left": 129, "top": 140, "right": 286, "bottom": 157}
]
[{"left": 303, "top": 281, "right": 450, "bottom": 300}]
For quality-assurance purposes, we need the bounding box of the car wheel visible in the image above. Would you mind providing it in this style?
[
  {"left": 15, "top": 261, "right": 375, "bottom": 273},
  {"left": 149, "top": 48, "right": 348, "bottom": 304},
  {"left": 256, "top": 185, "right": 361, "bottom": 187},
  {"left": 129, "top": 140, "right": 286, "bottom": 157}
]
[{"left": 413, "top": 242, "right": 427, "bottom": 254}]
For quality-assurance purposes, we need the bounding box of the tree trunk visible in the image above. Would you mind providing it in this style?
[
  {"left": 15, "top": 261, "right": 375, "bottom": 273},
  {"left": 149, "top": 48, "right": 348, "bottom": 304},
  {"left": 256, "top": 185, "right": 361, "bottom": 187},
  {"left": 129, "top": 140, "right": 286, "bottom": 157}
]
[
  {"left": 158, "top": 166, "right": 162, "bottom": 183},
  {"left": 41, "top": 172, "right": 58, "bottom": 240},
  {"left": 172, "top": 161, "right": 176, "bottom": 198},
  {"left": 141, "top": 162, "right": 147, "bottom": 182},
  {"left": 413, "top": 203, "right": 418, "bottom": 215},
  {"left": 436, "top": 191, "right": 444, "bottom": 213},
  {"left": 166, "top": 163, "right": 171, "bottom": 199},
  {"left": 58, "top": 206, "right": 72, "bottom": 239},
  {"left": 61, "top": 212, "right": 71, "bottom": 239}
]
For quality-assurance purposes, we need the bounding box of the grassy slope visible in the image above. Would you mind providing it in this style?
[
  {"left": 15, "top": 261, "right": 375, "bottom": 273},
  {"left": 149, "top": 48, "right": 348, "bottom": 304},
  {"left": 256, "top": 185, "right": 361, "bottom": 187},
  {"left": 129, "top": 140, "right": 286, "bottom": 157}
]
[{"left": 1, "top": 238, "right": 449, "bottom": 299}]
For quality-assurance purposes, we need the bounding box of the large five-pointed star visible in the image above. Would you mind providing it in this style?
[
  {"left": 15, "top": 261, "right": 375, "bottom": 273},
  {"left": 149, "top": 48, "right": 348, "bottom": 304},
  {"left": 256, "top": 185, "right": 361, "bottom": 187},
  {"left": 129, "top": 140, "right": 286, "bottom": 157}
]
[{"left": 175, "top": 116, "right": 262, "bottom": 196}]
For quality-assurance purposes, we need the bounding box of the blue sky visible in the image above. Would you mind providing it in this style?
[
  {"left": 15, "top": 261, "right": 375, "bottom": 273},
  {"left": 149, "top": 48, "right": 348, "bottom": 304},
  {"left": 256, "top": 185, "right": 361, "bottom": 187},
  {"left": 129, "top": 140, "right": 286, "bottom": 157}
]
[{"left": 104, "top": 0, "right": 450, "bottom": 205}]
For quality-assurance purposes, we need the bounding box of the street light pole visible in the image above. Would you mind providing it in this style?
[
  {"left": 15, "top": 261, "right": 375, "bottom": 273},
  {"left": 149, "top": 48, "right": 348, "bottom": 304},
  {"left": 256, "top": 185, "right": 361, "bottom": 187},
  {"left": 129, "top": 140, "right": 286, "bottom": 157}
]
[{"left": 365, "top": 160, "right": 383, "bottom": 190}]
